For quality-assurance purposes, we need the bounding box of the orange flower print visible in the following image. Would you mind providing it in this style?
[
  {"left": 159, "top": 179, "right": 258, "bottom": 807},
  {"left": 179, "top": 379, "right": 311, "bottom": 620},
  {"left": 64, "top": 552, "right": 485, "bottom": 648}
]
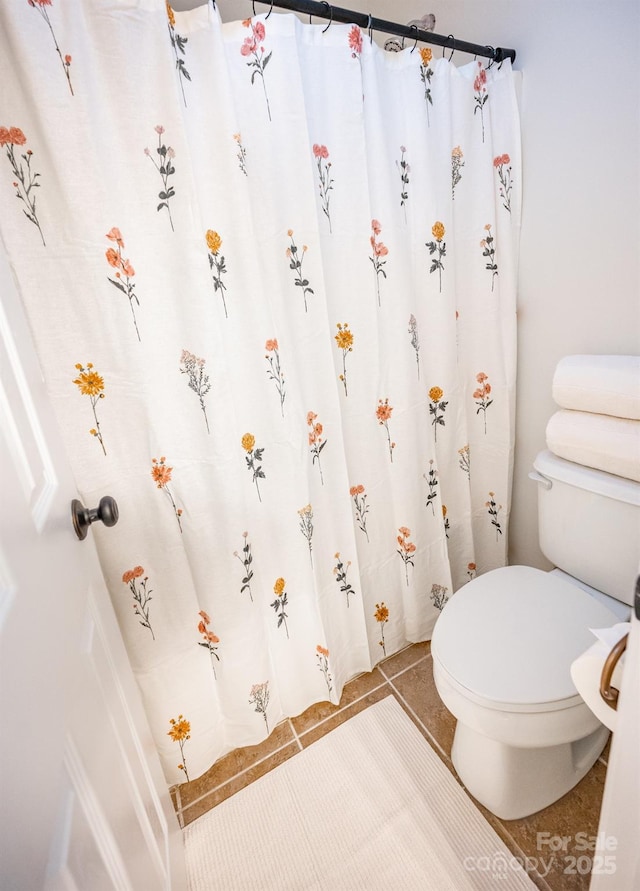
[
  {"left": 242, "top": 432, "right": 265, "bottom": 501},
  {"left": 480, "top": 223, "right": 498, "bottom": 291},
  {"left": 428, "top": 386, "right": 448, "bottom": 442},
  {"left": 105, "top": 228, "right": 141, "bottom": 340},
  {"left": 348, "top": 25, "right": 363, "bottom": 57},
  {"left": 349, "top": 484, "right": 369, "bottom": 542},
  {"left": 467, "top": 562, "right": 477, "bottom": 581},
  {"left": 442, "top": 504, "right": 450, "bottom": 538},
  {"left": 286, "top": 229, "right": 314, "bottom": 312},
  {"left": 249, "top": 681, "right": 270, "bottom": 734},
  {"left": 316, "top": 644, "right": 333, "bottom": 697},
  {"left": 486, "top": 491, "right": 503, "bottom": 539},
  {"left": 122, "top": 565, "right": 154, "bottom": 639},
  {"left": 369, "top": 219, "right": 389, "bottom": 306},
  {"left": 374, "top": 602, "right": 389, "bottom": 656},
  {"left": 73, "top": 363, "right": 106, "bottom": 455},
  {"left": 494, "top": 154, "right": 513, "bottom": 213},
  {"left": 241, "top": 18, "right": 272, "bottom": 121},
  {"left": 473, "top": 61, "right": 488, "bottom": 142},
  {"left": 166, "top": 2, "right": 191, "bottom": 107},
  {"left": 334, "top": 323, "right": 354, "bottom": 396},
  {"left": 419, "top": 47, "right": 434, "bottom": 124},
  {"left": 180, "top": 350, "right": 211, "bottom": 433},
  {"left": 473, "top": 371, "right": 493, "bottom": 433},
  {"left": 313, "top": 143, "right": 334, "bottom": 232},
  {"left": 205, "top": 229, "right": 229, "bottom": 317},
  {"left": 197, "top": 609, "right": 220, "bottom": 678},
  {"left": 28, "top": 0, "right": 74, "bottom": 96},
  {"left": 270, "top": 577, "right": 290, "bottom": 638},
  {"left": 458, "top": 444, "right": 470, "bottom": 477},
  {"left": 430, "top": 583, "right": 449, "bottom": 611},
  {"left": 396, "top": 527, "right": 416, "bottom": 585},
  {"left": 426, "top": 222, "right": 446, "bottom": 292},
  {"left": 333, "top": 552, "right": 356, "bottom": 607},
  {"left": 168, "top": 714, "right": 191, "bottom": 781},
  {"left": 151, "top": 456, "right": 183, "bottom": 532},
  {"left": 376, "top": 398, "right": 395, "bottom": 462},
  {"left": 265, "top": 338, "right": 286, "bottom": 416},
  {"left": 0, "top": 126, "right": 45, "bottom": 245},
  {"left": 307, "top": 411, "right": 327, "bottom": 485}
]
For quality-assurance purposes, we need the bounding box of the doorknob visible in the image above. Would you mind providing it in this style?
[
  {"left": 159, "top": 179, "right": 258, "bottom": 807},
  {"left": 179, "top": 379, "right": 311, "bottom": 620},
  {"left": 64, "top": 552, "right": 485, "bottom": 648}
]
[{"left": 71, "top": 496, "right": 119, "bottom": 541}]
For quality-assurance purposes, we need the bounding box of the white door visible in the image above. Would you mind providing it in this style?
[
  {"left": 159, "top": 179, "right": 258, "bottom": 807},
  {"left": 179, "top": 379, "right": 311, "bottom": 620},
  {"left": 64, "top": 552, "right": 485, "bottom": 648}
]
[{"left": 0, "top": 241, "right": 187, "bottom": 890}]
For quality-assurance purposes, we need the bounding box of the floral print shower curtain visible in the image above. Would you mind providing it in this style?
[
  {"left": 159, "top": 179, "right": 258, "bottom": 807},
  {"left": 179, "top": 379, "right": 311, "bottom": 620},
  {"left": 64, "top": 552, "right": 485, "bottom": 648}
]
[{"left": 0, "top": 1, "right": 521, "bottom": 785}]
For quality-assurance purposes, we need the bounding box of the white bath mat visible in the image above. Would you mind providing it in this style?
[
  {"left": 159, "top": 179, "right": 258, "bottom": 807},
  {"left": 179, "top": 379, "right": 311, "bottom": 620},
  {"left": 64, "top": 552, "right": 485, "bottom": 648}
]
[{"left": 183, "top": 696, "right": 536, "bottom": 890}]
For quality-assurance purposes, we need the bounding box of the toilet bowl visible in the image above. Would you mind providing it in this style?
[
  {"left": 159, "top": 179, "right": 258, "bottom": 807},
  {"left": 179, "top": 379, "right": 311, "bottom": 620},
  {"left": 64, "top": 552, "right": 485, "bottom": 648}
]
[{"left": 431, "top": 565, "right": 622, "bottom": 820}]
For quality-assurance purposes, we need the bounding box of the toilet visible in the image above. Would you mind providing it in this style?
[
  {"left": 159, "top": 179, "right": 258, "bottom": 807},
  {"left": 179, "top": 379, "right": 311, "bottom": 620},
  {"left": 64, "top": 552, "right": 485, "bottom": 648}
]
[{"left": 431, "top": 449, "right": 640, "bottom": 820}]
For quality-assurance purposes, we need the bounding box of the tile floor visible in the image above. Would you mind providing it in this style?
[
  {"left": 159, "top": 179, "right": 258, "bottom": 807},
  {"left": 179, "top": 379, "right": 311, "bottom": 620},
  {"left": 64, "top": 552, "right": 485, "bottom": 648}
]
[{"left": 172, "top": 641, "right": 608, "bottom": 891}]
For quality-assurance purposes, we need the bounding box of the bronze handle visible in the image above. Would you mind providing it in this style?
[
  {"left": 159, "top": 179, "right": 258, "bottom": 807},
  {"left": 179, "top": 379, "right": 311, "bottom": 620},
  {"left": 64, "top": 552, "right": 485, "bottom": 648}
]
[
  {"left": 71, "top": 496, "right": 119, "bottom": 541},
  {"left": 599, "top": 633, "right": 628, "bottom": 710}
]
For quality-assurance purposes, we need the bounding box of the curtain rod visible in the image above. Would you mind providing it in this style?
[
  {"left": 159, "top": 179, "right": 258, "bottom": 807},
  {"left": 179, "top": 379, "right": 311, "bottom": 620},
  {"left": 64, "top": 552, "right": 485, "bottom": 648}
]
[{"left": 249, "top": 0, "right": 516, "bottom": 64}]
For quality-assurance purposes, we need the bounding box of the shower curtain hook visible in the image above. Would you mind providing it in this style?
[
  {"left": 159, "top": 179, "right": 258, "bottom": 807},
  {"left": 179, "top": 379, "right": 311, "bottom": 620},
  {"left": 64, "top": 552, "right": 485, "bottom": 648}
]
[
  {"left": 266, "top": 0, "right": 274, "bottom": 18},
  {"left": 445, "top": 34, "right": 455, "bottom": 61},
  {"left": 367, "top": 13, "right": 373, "bottom": 44},
  {"left": 410, "top": 24, "right": 418, "bottom": 52},
  {"left": 252, "top": 1, "right": 256, "bottom": 16},
  {"left": 485, "top": 47, "right": 495, "bottom": 69},
  {"left": 321, "top": 2, "right": 332, "bottom": 33}
]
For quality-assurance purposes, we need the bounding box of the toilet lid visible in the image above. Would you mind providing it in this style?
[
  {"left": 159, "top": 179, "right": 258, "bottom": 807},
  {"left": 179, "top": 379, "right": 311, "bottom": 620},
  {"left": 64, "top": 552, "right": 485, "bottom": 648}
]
[{"left": 431, "top": 566, "right": 620, "bottom": 708}]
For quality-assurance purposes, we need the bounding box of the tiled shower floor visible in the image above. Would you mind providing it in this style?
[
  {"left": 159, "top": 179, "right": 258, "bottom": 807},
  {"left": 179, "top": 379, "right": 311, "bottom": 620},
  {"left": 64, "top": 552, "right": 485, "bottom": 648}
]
[{"left": 171, "top": 641, "right": 608, "bottom": 891}]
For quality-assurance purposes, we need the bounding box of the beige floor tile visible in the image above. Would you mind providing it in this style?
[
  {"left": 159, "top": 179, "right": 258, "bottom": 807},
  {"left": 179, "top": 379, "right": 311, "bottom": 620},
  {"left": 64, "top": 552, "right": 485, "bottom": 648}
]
[
  {"left": 298, "top": 686, "right": 393, "bottom": 748},
  {"left": 389, "top": 655, "right": 456, "bottom": 760},
  {"left": 290, "top": 666, "right": 386, "bottom": 735},
  {"left": 378, "top": 641, "right": 431, "bottom": 678},
  {"left": 178, "top": 720, "right": 295, "bottom": 809},
  {"left": 181, "top": 741, "right": 301, "bottom": 827}
]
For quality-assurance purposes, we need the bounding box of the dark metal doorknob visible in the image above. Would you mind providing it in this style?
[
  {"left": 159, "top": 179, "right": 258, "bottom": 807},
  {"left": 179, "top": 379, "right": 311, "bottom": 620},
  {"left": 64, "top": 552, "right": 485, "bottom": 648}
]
[{"left": 71, "top": 496, "right": 119, "bottom": 541}]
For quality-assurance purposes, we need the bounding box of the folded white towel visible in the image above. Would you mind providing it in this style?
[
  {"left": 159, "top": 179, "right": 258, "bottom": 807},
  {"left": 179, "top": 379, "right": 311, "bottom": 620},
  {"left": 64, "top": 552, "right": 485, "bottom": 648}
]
[
  {"left": 552, "top": 355, "right": 640, "bottom": 420},
  {"left": 546, "top": 410, "right": 640, "bottom": 482}
]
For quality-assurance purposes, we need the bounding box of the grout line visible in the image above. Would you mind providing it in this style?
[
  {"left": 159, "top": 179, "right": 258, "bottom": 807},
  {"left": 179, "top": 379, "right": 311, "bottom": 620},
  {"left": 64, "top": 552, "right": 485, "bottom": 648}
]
[
  {"left": 378, "top": 652, "right": 429, "bottom": 683},
  {"left": 296, "top": 679, "right": 390, "bottom": 741},
  {"left": 288, "top": 717, "right": 303, "bottom": 752}
]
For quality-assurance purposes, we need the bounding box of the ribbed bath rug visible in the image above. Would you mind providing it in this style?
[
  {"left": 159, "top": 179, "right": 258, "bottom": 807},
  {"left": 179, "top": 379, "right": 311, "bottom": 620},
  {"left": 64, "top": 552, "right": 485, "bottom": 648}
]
[{"left": 183, "top": 695, "right": 536, "bottom": 890}]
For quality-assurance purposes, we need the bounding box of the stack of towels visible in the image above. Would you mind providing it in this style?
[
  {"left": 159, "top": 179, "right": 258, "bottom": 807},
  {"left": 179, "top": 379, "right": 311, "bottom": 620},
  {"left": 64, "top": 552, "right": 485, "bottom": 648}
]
[{"left": 546, "top": 355, "right": 640, "bottom": 482}]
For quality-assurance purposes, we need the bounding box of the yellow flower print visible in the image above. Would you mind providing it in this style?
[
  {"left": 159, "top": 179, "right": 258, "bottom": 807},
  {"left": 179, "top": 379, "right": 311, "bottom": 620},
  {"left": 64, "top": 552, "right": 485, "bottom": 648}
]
[
  {"left": 426, "top": 223, "right": 446, "bottom": 291},
  {"left": 419, "top": 48, "right": 434, "bottom": 125},
  {"left": 206, "top": 229, "right": 222, "bottom": 254},
  {"left": 334, "top": 322, "right": 354, "bottom": 396},
  {"left": 374, "top": 601, "right": 389, "bottom": 656},
  {"left": 168, "top": 714, "right": 191, "bottom": 781},
  {"left": 428, "top": 386, "right": 448, "bottom": 442},
  {"left": 431, "top": 221, "right": 445, "bottom": 241},
  {"left": 270, "top": 578, "right": 289, "bottom": 637},
  {"left": 166, "top": 1, "right": 176, "bottom": 28},
  {"left": 428, "top": 386, "right": 443, "bottom": 402},
  {"left": 419, "top": 47, "right": 432, "bottom": 66},
  {"left": 242, "top": 432, "right": 256, "bottom": 452},
  {"left": 242, "top": 433, "right": 265, "bottom": 501},
  {"left": 274, "top": 577, "right": 286, "bottom": 596},
  {"left": 73, "top": 362, "right": 106, "bottom": 455}
]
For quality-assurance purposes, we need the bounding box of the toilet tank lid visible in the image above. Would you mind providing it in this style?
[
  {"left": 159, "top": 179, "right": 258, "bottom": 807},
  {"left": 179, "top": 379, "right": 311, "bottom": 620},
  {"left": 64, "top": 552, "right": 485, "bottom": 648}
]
[{"left": 534, "top": 450, "right": 640, "bottom": 507}]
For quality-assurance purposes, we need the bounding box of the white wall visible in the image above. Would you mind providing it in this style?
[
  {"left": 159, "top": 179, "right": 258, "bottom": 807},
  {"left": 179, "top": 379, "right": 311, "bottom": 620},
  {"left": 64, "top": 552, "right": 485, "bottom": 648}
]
[{"left": 187, "top": 0, "right": 640, "bottom": 569}]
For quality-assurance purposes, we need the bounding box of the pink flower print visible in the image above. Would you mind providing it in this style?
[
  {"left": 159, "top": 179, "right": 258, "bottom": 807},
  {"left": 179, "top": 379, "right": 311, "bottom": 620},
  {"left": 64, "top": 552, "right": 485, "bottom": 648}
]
[
  {"left": 28, "top": 0, "right": 74, "bottom": 95},
  {"left": 473, "top": 372, "right": 493, "bottom": 433},
  {"left": 312, "top": 143, "right": 334, "bottom": 232},
  {"left": 494, "top": 154, "right": 513, "bottom": 212},
  {"left": 104, "top": 229, "right": 141, "bottom": 340},
  {"left": 307, "top": 410, "right": 327, "bottom": 484},
  {"left": 241, "top": 19, "right": 272, "bottom": 121},
  {"left": 369, "top": 220, "right": 389, "bottom": 306},
  {"left": 473, "top": 62, "right": 488, "bottom": 142},
  {"left": 1, "top": 126, "right": 45, "bottom": 245},
  {"left": 396, "top": 527, "right": 416, "bottom": 585},
  {"left": 348, "top": 25, "right": 363, "bottom": 57}
]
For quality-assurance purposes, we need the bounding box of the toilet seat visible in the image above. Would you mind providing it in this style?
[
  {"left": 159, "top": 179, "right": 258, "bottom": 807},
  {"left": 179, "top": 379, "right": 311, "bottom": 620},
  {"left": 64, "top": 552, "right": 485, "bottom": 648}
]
[{"left": 431, "top": 565, "right": 620, "bottom": 712}]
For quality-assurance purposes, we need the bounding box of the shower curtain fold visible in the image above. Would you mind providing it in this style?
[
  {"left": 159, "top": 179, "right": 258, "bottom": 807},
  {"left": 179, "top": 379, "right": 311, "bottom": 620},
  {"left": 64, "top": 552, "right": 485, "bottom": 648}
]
[{"left": 0, "top": 0, "right": 521, "bottom": 785}]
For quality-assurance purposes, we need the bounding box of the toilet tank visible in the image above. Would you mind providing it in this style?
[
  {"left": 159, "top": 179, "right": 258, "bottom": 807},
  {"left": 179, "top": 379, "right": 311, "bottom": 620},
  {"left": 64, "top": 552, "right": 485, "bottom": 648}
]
[{"left": 532, "top": 450, "right": 640, "bottom": 605}]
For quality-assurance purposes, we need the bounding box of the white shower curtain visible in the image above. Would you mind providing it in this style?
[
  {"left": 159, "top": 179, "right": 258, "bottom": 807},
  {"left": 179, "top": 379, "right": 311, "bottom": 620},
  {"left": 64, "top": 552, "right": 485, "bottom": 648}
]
[{"left": 0, "top": 1, "right": 520, "bottom": 785}]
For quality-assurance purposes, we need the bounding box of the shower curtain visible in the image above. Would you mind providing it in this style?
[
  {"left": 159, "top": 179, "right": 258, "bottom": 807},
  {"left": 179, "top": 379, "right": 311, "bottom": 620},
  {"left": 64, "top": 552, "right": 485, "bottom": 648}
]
[{"left": 0, "top": 1, "right": 521, "bottom": 785}]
